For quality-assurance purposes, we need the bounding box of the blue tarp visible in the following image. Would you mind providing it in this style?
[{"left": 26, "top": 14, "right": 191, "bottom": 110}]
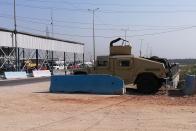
[{"left": 50, "top": 75, "right": 125, "bottom": 95}]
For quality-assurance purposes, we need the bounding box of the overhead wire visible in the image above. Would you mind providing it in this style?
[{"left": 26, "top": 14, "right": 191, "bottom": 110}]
[
  {"left": 1, "top": 16, "right": 196, "bottom": 39},
  {"left": 17, "top": 0, "right": 196, "bottom": 8},
  {"left": 127, "top": 26, "right": 196, "bottom": 37},
  {"left": 1, "top": 1, "right": 196, "bottom": 14},
  {"left": 1, "top": 1, "right": 196, "bottom": 38},
  {"left": 1, "top": 14, "right": 193, "bottom": 32},
  {"left": 16, "top": 24, "right": 196, "bottom": 39},
  {"left": 0, "top": 1, "right": 89, "bottom": 12},
  {"left": 17, "top": 25, "right": 120, "bottom": 38},
  {"left": 0, "top": 13, "right": 193, "bottom": 30}
]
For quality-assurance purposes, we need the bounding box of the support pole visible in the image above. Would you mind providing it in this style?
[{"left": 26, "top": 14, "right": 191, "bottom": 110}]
[
  {"left": 51, "top": 51, "right": 54, "bottom": 75},
  {"left": 7, "top": 47, "right": 10, "bottom": 65},
  {"left": 74, "top": 53, "right": 76, "bottom": 66},
  {"left": 64, "top": 52, "right": 66, "bottom": 70},
  {"left": 2, "top": 47, "right": 5, "bottom": 67},
  {"left": 17, "top": 48, "right": 20, "bottom": 70},
  {"left": 22, "top": 48, "right": 25, "bottom": 66},
  {"left": 83, "top": 53, "right": 85, "bottom": 68},
  {"left": 46, "top": 50, "right": 49, "bottom": 70},
  {"left": 46, "top": 50, "right": 49, "bottom": 59},
  {"left": 36, "top": 49, "right": 38, "bottom": 70},
  {"left": 11, "top": 33, "right": 14, "bottom": 70}
]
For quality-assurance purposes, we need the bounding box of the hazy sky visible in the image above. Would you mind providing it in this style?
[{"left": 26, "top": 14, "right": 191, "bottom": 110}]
[{"left": 0, "top": 0, "right": 196, "bottom": 59}]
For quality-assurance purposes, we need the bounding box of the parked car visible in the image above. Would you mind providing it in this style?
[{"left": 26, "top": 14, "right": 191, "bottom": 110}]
[
  {"left": 53, "top": 64, "right": 65, "bottom": 70},
  {"left": 67, "top": 63, "right": 80, "bottom": 69}
]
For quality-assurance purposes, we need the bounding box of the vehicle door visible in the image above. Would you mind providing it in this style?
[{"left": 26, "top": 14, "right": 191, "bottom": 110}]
[{"left": 114, "top": 58, "right": 133, "bottom": 83}]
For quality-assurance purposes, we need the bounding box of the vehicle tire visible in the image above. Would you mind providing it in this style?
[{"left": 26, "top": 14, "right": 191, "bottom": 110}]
[
  {"left": 74, "top": 71, "right": 87, "bottom": 75},
  {"left": 136, "top": 74, "right": 161, "bottom": 94}
]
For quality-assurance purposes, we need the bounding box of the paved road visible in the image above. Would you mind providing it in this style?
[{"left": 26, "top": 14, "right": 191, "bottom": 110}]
[{"left": 0, "top": 77, "right": 50, "bottom": 86}]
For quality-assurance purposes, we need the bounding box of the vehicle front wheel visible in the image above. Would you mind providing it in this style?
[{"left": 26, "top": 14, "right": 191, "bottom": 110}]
[{"left": 136, "top": 74, "right": 161, "bottom": 94}]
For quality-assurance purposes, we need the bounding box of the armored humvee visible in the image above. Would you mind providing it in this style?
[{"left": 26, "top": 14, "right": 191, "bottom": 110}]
[{"left": 74, "top": 38, "right": 179, "bottom": 94}]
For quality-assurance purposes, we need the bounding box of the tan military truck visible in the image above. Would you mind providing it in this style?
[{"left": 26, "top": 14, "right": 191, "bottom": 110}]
[{"left": 74, "top": 38, "right": 179, "bottom": 94}]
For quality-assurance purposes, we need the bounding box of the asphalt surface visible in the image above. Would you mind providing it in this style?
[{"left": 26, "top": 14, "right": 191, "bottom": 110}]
[{"left": 0, "top": 77, "right": 50, "bottom": 86}]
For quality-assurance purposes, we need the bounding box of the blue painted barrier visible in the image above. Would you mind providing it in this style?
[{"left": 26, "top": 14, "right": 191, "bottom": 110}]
[
  {"left": 184, "top": 75, "right": 196, "bottom": 95},
  {"left": 50, "top": 75, "right": 125, "bottom": 95},
  {"left": 4, "top": 71, "right": 27, "bottom": 79}
]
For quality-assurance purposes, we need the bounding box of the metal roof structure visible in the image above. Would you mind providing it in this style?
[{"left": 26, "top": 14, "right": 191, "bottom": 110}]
[{"left": 0, "top": 28, "right": 84, "bottom": 54}]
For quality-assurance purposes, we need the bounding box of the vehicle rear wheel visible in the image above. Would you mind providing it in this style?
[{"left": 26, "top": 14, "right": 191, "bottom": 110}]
[{"left": 136, "top": 74, "right": 161, "bottom": 94}]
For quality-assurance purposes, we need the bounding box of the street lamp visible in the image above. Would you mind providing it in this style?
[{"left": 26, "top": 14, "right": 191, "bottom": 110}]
[
  {"left": 14, "top": 0, "right": 19, "bottom": 71},
  {"left": 88, "top": 8, "right": 99, "bottom": 69}
]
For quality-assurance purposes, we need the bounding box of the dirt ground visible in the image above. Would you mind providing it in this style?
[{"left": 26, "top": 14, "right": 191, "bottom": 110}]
[{"left": 0, "top": 82, "right": 196, "bottom": 131}]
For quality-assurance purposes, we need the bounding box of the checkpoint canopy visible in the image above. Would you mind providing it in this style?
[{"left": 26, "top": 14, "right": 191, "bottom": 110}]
[{"left": 0, "top": 28, "right": 84, "bottom": 54}]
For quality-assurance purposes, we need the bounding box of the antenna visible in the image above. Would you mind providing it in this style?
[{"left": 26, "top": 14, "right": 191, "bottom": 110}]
[
  {"left": 140, "top": 39, "right": 143, "bottom": 57},
  {"left": 121, "top": 28, "right": 129, "bottom": 41}
]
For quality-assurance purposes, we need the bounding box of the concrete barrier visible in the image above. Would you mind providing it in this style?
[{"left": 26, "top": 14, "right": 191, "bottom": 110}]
[
  {"left": 4, "top": 71, "right": 27, "bottom": 79},
  {"left": 50, "top": 75, "right": 125, "bottom": 95},
  {"left": 183, "top": 75, "right": 196, "bottom": 95},
  {"left": 33, "top": 70, "right": 51, "bottom": 77}
]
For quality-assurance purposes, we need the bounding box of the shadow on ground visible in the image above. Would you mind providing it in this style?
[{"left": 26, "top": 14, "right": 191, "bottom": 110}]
[{"left": 33, "top": 87, "right": 185, "bottom": 97}]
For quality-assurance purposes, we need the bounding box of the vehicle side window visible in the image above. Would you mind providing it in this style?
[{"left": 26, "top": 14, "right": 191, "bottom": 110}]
[
  {"left": 120, "top": 60, "right": 130, "bottom": 67},
  {"left": 97, "top": 61, "right": 108, "bottom": 67}
]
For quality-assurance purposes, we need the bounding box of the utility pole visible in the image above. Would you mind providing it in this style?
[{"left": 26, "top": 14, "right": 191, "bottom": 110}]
[
  {"left": 50, "top": 8, "right": 54, "bottom": 37},
  {"left": 50, "top": 9, "right": 54, "bottom": 74},
  {"left": 14, "top": 0, "right": 19, "bottom": 71},
  {"left": 146, "top": 43, "right": 149, "bottom": 58},
  {"left": 46, "top": 26, "right": 49, "bottom": 60},
  {"left": 88, "top": 8, "right": 99, "bottom": 68},
  {"left": 45, "top": 26, "right": 49, "bottom": 37},
  {"left": 150, "top": 47, "right": 153, "bottom": 57},
  {"left": 140, "top": 39, "right": 143, "bottom": 57}
]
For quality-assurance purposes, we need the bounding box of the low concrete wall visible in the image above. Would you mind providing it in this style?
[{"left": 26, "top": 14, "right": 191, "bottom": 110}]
[
  {"left": 33, "top": 70, "right": 51, "bottom": 77},
  {"left": 4, "top": 71, "right": 27, "bottom": 79},
  {"left": 50, "top": 75, "right": 125, "bottom": 95}
]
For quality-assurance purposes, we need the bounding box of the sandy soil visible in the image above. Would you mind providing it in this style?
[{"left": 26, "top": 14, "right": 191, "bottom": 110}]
[{"left": 0, "top": 82, "right": 196, "bottom": 131}]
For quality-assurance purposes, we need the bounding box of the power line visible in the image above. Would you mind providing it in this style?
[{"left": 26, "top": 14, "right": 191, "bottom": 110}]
[
  {"left": 16, "top": 24, "right": 196, "bottom": 39},
  {"left": 0, "top": 15, "right": 129, "bottom": 31},
  {"left": 1, "top": 24, "right": 194, "bottom": 39},
  {"left": 1, "top": 15, "right": 192, "bottom": 32},
  {"left": 1, "top": 14, "right": 195, "bottom": 31},
  {"left": 100, "top": 10, "right": 196, "bottom": 14},
  {"left": 0, "top": 16, "right": 195, "bottom": 34},
  {"left": 1, "top": 1, "right": 89, "bottom": 12},
  {"left": 17, "top": 0, "right": 196, "bottom": 8},
  {"left": 127, "top": 26, "right": 196, "bottom": 37},
  {"left": 2, "top": 1, "right": 196, "bottom": 14}
]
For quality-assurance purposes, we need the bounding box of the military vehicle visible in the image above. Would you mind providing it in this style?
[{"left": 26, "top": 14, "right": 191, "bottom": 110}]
[{"left": 74, "top": 38, "right": 179, "bottom": 94}]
